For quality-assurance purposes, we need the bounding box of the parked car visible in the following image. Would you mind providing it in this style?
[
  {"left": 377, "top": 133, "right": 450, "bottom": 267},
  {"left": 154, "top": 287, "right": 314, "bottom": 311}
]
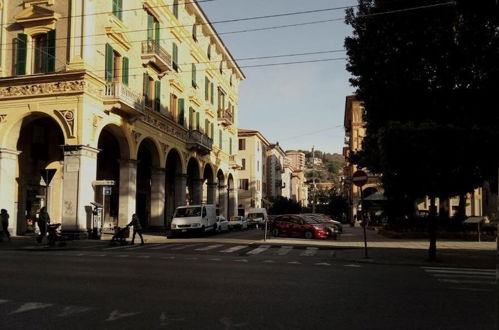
[
  {"left": 302, "top": 213, "right": 343, "bottom": 233},
  {"left": 228, "top": 216, "right": 248, "bottom": 230},
  {"left": 271, "top": 214, "right": 329, "bottom": 239},
  {"left": 246, "top": 208, "right": 268, "bottom": 228},
  {"left": 215, "top": 216, "right": 229, "bottom": 232},
  {"left": 171, "top": 204, "right": 217, "bottom": 235}
]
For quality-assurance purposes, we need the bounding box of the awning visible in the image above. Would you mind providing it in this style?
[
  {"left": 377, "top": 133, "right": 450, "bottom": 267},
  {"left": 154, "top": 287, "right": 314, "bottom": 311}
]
[
  {"left": 363, "top": 192, "right": 387, "bottom": 201},
  {"left": 464, "top": 217, "right": 484, "bottom": 224}
]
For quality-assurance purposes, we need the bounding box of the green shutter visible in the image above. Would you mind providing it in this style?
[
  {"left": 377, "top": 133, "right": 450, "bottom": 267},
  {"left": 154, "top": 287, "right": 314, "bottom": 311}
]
[
  {"left": 154, "top": 81, "right": 161, "bottom": 112},
  {"left": 113, "top": 0, "right": 122, "bottom": 20},
  {"left": 189, "top": 108, "right": 193, "bottom": 129},
  {"left": 105, "top": 43, "right": 113, "bottom": 82},
  {"left": 155, "top": 22, "right": 161, "bottom": 44},
  {"left": 219, "top": 130, "right": 222, "bottom": 149},
  {"left": 210, "top": 83, "right": 214, "bottom": 104},
  {"left": 172, "top": 43, "right": 178, "bottom": 71},
  {"left": 205, "top": 77, "right": 209, "bottom": 101},
  {"left": 173, "top": 0, "right": 179, "bottom": 18},
  {"left": 15, "top": 34, "right": 27, "bottom": 76},
  {"left": 229, "top": 137, "right": 232, "bottom": 155},
  {"left": 46, "top": 29, "right": 56, "bottom": 73},
  {"left": 147, "top": 15, "right": 154, "bottom": 41},
  {"left": 205, "top": 120, "right": 209, "bottom": 135},
  {"left": 178, "top": 98, "right": 185, "bottom": 126},
  {"left": 191, "top": 64, "right": 196, "bottom": 87},
  {"left": 196, "top": 112, "right": 200, "bottom": 131},
  {"left": 211, "top": 123, "right": 214, "bottom": 139},
  {"left": 122, "top": 57, "right": 129, "bottom": 85}
]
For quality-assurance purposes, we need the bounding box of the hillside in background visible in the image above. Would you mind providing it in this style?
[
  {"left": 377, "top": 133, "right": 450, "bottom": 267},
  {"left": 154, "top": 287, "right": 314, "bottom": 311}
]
[{"left": 289, "top": 150, "right": 346, "bottom": 187}]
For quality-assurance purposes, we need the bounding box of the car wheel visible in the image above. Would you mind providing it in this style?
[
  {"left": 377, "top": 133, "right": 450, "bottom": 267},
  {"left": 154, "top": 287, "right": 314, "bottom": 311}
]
[
  {"left": 272, "top": 228, "right": 279, "bottom": 237},
  {"left": 304, "top": 231, "right": 314, "bottom": 239}
]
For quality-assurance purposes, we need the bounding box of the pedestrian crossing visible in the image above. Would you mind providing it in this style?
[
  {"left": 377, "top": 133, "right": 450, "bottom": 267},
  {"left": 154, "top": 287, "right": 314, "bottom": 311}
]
[
  {"left": 69, "top": 242, "right": 332, "bottom": 258},
  {"left": 422, "top": 266, "right": 496, "bottom": 291}
]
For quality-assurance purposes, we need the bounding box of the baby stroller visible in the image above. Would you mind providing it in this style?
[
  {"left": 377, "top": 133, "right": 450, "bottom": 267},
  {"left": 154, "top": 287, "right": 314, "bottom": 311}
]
[{"left": 110, "top": 226, "right": 130, "bottom": 246}]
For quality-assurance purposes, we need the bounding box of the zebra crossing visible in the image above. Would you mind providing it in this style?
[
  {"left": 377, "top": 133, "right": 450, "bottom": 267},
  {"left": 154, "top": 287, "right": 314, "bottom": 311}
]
[
  {"left": 422, "top": 266, "right": 496, "bottom": 291},
  {"left": 72, "top": 242, "right": 332, "bottom": 258}
]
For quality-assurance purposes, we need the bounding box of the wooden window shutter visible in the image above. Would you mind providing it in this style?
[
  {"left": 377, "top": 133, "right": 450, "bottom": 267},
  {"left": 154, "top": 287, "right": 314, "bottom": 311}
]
[
  {"left": 178, "top": 98, "right": 185, "bottom": 126},
  {"left": 147, "top": 15, "right": 154, "bottom": 41},
  {"left": 205, "top": 77, "right": 209, "bottom": 100},
  {"left": 219, "top": 130, "right": 222, "bottom": 149},
  {"left": 46, "top": 30, "right": 56, "bottom": 73},
  {"left": 210, "top": 123, "right": 214, "bottom": 139},
  {"left": 105, "top": 43, "right": 114, "bottom": 82},
  {"left": 15, "top": 34, "right": 27, "bottom": 75},
  {"left": 196, "top": 112, "right": 200, "bottom": 131},
  {"left": 191, "top": 63, "right": 196, "bottom": 87},
  {"left": 155, "top": 22, "right": 161, "bottom": 44},
  {"left": 122, "top": 57, "right": 129, "bottom": 85},
  {"left": 154, "top": 81, "right": 161, "bottom": 111},
  {"left": 210, "top": 82, "right": 214, "bottom": 104},
  {"left": 229, "top": 137, "right": 232, "bottom": 155},
  {"left": 113, "top": 0, "right": 122, "bottom": 20},
  {"left": 172, "top": 43, "right": 178, "bottom": 71}
]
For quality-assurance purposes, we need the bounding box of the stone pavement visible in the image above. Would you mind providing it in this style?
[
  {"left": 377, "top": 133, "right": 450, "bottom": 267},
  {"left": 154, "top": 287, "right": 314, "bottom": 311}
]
[{"left": 0, "top": 226, "right": 496, "bottom": 269}]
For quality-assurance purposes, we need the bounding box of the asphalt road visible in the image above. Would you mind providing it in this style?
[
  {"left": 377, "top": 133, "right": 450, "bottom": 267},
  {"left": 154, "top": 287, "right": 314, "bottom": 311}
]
[{"left": 0, "top": 231, "right": 496, "bottom": 329}]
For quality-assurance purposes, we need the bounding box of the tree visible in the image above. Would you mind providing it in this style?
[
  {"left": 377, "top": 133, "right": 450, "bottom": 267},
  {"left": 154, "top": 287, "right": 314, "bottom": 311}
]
[
  {"left": 345, "top": 0, "right": 499, "bottom": 260},
  {"left": 268, "top": 196, "right": 302, "bottom": 215}
]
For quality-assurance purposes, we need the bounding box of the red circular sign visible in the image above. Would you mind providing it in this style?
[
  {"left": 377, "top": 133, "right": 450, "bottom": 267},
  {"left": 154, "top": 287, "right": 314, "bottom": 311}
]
[{"left": 352, "top": 170, "right": 368, "bottom": 187}]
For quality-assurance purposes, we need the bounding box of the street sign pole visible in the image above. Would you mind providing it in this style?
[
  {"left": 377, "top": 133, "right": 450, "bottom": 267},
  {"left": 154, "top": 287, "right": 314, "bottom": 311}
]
[{"left": 352, "top": 169, "right": 369, "bottom": 259}]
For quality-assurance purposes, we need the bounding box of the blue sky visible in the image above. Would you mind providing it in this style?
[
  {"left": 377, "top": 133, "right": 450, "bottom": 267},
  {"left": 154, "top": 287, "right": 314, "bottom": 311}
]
[{"left": 200, "top": 0, "right": 357, "bottom": 154}]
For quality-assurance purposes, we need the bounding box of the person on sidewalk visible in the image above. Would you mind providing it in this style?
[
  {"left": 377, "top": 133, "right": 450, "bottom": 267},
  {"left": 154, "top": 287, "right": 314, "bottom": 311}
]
[
  {"left": 127, "top": 214, "right": 144, "bottom": 245},
  {"left": 0, "top": 209, "right": 11, "bottom": 241},
  {"left": 37, "top": 207, "right": 50, "bottom": 243}
]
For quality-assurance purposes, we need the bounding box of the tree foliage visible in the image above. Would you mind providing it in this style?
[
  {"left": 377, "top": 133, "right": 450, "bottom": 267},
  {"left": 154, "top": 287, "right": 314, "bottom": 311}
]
[{"left": 345, "top": 0, "right": 499, "bottom": 259}]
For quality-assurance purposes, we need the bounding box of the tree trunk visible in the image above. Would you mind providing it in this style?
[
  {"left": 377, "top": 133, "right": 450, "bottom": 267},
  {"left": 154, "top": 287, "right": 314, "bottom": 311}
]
[
  {"left": 456, "top": 193, "right": 466, "bottom": 222},
  {"left": 428, "top": 195, "right": 437, "bottom": 261}
]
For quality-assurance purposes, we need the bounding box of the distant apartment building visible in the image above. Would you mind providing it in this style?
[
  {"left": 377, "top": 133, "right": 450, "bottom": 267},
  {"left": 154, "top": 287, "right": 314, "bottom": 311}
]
[
  {"left": 285, "top": 151, "right": 308, "bottom": 207},
  {"left": 267, "top": 143, "right": 286, "bottom": 199},
  {"left": 286, "top": 151, "right": 306, "bottom": 171},
  {"left": 281, "top": 157, "right": 293, "bottom": 200},
  {"left": 237, "top": 129, "right": 269, "bottom": 209}
]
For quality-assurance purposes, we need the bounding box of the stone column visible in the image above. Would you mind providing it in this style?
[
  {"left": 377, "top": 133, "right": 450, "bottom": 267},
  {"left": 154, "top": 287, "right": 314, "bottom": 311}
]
[
  {"left": 175, "top": 174, "right": 187, "bottom": 207},
  {"left": 150, "top": 168, "right": 166, "bottom": 228},
  {"left": 0, "top": 148, "right": 20, "bottom": 235},
  {"left": 207, "top": 182, "right": 217, "bottom": 205},
  {"left": 218, "top": 184, "right": 227, "bottom": 219},
  {"left": 61, "top": 145, "right": 99, "bottom": 238},
  {"left": 228, "top": 188, "right": 238, "bottom": 219},
  {"left": 192, "top": 179, "right": 203, "bottom": 205},
  {"left": 119, "top": 159, "right": 137, "bottom": 227}
]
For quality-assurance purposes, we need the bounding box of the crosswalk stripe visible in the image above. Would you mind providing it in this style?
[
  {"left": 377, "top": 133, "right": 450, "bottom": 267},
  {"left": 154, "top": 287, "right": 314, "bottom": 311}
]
[
  {"left": 149, "top": 244, "right": 179, "bottom": 250},
  {"left": 425, "top": 269, "right": 495, "bottom": 276},
  {"left": 195, "top": 244, "right": 224, "bottom": 251},
  {"left": 170, "top": 244, "right": 202, "bottom": 250},
  {"left": 103, "top": 245, "right": 132, "bottom": 250},
  {"left": 126, "top": 245, "right": 148, "bottom": 250},
  {"left": 438, "top": 279, "right": 495, "bottom": 285},
  {"left": 300, "top": 247, "right": 318, "bottom": 257},
  {"left": 276, "top": 246, "right": 293, "bottom": 256},
  {"left": 220, "top": 245, "right": 247, "bottom": 253},
  {"left": 433, "top": 274, "right": 495, "bottom": 279},
  {"left": 422, "top": 266, "right": 495, "bottom": 273},
  {"left": 246, "top": 245, "right": 270, "bottom": 255}
]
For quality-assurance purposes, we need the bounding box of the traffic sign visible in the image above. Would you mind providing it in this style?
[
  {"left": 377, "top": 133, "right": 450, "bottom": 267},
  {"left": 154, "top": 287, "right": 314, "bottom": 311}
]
[{"left": 352, "top": 170, "right": 368, "bottom": 187}]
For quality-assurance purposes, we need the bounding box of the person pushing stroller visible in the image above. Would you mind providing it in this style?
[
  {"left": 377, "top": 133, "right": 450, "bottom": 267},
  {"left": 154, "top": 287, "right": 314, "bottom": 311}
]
[{"left": 127, "top": 214, "right": 144, "bottom": 246}]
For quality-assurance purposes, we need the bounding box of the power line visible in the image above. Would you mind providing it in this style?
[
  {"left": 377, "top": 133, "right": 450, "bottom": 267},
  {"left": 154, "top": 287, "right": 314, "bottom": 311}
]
[{"left": 280, "top": 126, "right": 344, "bottom": 141}]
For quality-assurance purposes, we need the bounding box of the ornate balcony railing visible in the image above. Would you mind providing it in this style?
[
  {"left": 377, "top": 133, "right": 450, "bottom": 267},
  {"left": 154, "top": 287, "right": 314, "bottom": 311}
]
[
  {"left": 217, "top": 108, "right": 233, "bottom": 126},
  {"left": 103, "top": 82, "right": 144, "bottom": 116},
  {"left": 141, "top": 40, "right": 173, "bottom": 72},
  {"left": 187, "top": 130, "right": 213, "bottom": 155}
]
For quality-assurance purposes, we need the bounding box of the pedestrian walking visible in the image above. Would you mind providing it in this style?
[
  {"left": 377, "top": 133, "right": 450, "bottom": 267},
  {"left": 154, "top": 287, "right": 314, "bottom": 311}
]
[
  {"left": 37, "top": 207, "right": 50, "bottom": 243},
  {"left": 0, "top": 209, "right": 11, "bottom": 241},
  {"left": 127, "top": 214, "right": 144, "bottom": 245}
]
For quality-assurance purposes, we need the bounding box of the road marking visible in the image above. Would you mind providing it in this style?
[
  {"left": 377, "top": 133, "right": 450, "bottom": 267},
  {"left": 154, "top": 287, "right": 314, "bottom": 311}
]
[
  {"left": 195, "top": 244, "right": 224, "bottom": 251},
  {"left": 97, "top": 254, "right": 107, "bottom": 257},
  {"left": 344, "top": 264, "right": 361, "bottom": 268},
  {"left": 105, "top": 309, "right": 139, "bottom": 322},
  {"left": 74, "top": 253, "right": 85, "bottom": 257},
  {"left": 208, "top": 258, "right": 221, "bottom": 261},
  {"left": 263, "top": 260, "right": 275, "bottom": 263},
  {"left": 161, "top": 256, "right": 175, "bottom": 260},
  {"left": 425, "top": 269, "right": 495, "bottom": 276},
  {"left": 170, "top": 244, "right": 201, "bottom": 250},
  {"left": 422, "top": 266, "right": 495, "bottom": 273},
  {"left": 137, "top": 255, "right": 151, "bottom": 259},
  {"left": 160, "top": 312, "right": 185, "bottom": 327},
  {"left": 315, "top": 262, "right": 331, "bottom": 266},
  {"left": 220, "top": 245, "right": 247, "bottom": 253},
  {"left": 10, "top": 302, "right": 53, "bottom": 314},
  {"left": 234, "top": 259, "right": 248, "bottom": 263},
  {"left": 246, "top": 245, "right": 270, "bottom": 255},
  {"left": 450, "top": 287, "right": 493, "bottom": 292},
  {"left": 149, "top": 244, "right": 179, "bottom": 250},
  {"left": 82, "top": 244, "right": 108, "bottom": 249},
  {"left": 276, "top": 246, "right": 293, "bottom": 256},
  {"left": 116, "top": 254, "right": 129, "bottom": 258},
  {"left": 0, "top": 299, "right": 8, "bottom": 304},
  {"left": 143, "top": 243, "right": 162, "bottom": 249},
  {"left": 103, "top": 245, "right": 132, "bottom": 250},
  {"left": 288, "top": 261, "right": 301, "bottom": 264},
  {"left": 58, "top": 306, "right": 92, "bottom": 317},
  {"left": 185, "top": 257, "right": 198, "bottom": 260},
  {"left": 300, "top": 247, "right": 318, "bottom": 257},
  {"left": 433, "top": 274, "right": 495, "bottom": 279},
  {"left": 127, "top": 245, "right": 148, "bottom": 250},
  {"left": 438, "top": 279, "right": 495, "bottom": 285}
]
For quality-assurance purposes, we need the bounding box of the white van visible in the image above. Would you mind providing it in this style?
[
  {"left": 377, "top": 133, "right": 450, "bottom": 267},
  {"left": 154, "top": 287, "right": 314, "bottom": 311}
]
[
  {"left": 171, "top": 204, "right": 217, "bottom": 235},
  {"left": 246, "top": 208, "right": 268, "bottom": 227}
]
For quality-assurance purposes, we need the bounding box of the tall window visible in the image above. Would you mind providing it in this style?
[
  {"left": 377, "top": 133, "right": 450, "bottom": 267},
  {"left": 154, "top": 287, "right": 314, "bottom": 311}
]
[
  {"left": 239, "top": 179, "right": 249, "bottom": 191},
  {"left": 219, "top": 60, "right": 223, "bottom": 74},
  {"left": 172, "top": 0, "right": 179, "bottom": 19},
  {"left": 105, "top": 43, "right": 128, "bottom": 84},
  {"left": 170, "top": 94, "right": 178, "bottom": 120},
  {"left": 33, "top": 34, "right": 47, "bottom": 74},
  {"left": 192, "top": 23, "right": 197, "bottom": 41},
  {"left": 113, "top": 0, "right": 123, "bottom": 20},
  {"left": 16, "top": 31, "right": 56, "bottom": 75},
  {"left": 219, "top": 129, "right": 223, "bottom": 149},
  {"left": 229, "top": 137, "right": 233, "bottom": 155},
  {"left": 239, "top": 138, "right": 246, "bottom": 151},
  {"left": 178, "top": 98, "right": 185, "bottom": 126},
  {"left": 147, "top": 13, "right": 160, "bottom": 44},
  {"left": 207, "top": 44, "right": 211, "bottom": 59},
  {"left": 205, "top": 77, "right": 209, "bottom": 101},
  {"left": 218, "top": 88, "right": 225, "bottom": 110},
  {"left": 241, "top": 159, "right": 246, "bottom": 170}
]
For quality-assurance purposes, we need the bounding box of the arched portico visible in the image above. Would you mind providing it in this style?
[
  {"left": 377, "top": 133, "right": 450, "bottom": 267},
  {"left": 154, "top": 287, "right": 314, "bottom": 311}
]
[
  {"left": 227, "top": 173, "right": 237, "bottom": 219},
  {"left": 12, "top": 114, "right": 65, "bottom": 235},
  {"left": 187, "top": 157, "right": 201, "bottom": 205},
  {"left": 203, "top": 164, "right": 216, "bottom": 205},
  {"left": 165, "top": 148, "right": 184, "bottom": 226},
  {"left": 217, "top": 169, "right": 227, "bottom": 219},
  {"left": 136, "top": 138, "right": 161, "bottom": 228}
]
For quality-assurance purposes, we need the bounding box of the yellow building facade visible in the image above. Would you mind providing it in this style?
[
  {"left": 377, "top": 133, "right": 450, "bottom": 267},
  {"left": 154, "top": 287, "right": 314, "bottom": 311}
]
[{"left": 0, "top": 0, "right": 244, "bottom": 236}]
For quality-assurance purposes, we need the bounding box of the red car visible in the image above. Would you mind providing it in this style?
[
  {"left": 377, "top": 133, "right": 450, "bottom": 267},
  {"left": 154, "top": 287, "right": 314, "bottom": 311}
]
[{"left": 271, "top": 214, "right": 329, "bottom": 239}]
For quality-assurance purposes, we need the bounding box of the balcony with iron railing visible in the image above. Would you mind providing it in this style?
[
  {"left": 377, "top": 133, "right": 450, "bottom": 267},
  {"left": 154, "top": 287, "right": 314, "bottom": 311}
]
[
  {"left": 217, "top": 108, "right": 233, "bottom": 126},
  {"left": 103, "top": 82, "right": 144, "bottom": 117},
  {"left": 229, "top": 155, "right": 242, "bottom": 169},
  {"left": 141, "top": 40, "right": 173, "bottom": 73},
  {"left": 187, "top": 129, "right": 213, "bottom": 155}
]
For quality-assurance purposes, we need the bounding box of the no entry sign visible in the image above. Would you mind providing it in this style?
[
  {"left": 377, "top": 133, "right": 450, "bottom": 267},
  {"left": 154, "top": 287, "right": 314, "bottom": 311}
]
[{"left": 352, "top": 170, "right": 368, "bottom": 187}]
